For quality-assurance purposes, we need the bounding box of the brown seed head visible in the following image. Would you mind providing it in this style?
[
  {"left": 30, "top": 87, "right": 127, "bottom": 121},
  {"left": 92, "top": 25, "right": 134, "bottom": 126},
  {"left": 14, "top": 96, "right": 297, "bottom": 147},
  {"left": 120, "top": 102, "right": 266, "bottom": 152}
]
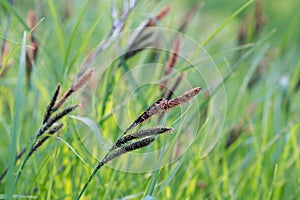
[
  {"left": 43, "top": 83, "right": 61, "bottom": 123},
  {"left": 103, "top": 137, "right": 156, "bottom": 165},
  {"left": 27, "top": 10, "right": 37, "bottom": 29},
  {"left": 54, "top": 68, "right": 94, "bottom": 110},
  {"left": 166, "top": 35, "right": 182, "bottom": 69},
  {"left": 115, "top": 127, "right": 173, "bottom": 149},
  {"left": 254, "top": 0, "right": 266, "bottom": 36},
  {"left": 72, "top": 68, "right": 94, "bottom": 91},
  {"left": 167, "top": 87, "right": 201, "bottom": 108},
  {"left": 125, "top": 87, "right": 201, "bottom": 133},
  {"left": 160, "top": 35, "right": 182, "bottom": 90}
]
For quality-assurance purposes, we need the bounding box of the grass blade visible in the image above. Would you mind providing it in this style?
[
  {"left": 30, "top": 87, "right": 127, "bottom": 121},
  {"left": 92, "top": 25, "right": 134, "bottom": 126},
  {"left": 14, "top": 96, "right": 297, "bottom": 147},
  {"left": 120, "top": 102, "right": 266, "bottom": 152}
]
[
  {"left": 143, "top": 146, "right": 166, "bottom": 197},
  {"left": 0, "top": 0, "right": 27, "bottom": 29},
  {"left": 47, "top": 0, "right": 65, "bottom": 57},
  {"left": 68, "top": 0, "right": 110, "bottom": 72},
  {"left": 63, "top": 0, "right": 91, "bottom": 73},
  {"left": 69, "top": 115, "right": 102, "bottom": 147},
  {"left": 201, "top": 0, "right": 255, "bottom": 46},
  {"left": 6, "top": 31, "right": 26, "bottom": 199}
]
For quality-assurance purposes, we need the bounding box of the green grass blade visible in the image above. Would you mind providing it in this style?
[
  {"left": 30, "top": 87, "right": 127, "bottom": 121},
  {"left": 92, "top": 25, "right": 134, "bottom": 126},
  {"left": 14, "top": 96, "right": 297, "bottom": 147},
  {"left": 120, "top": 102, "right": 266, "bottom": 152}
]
[
  {"left": 0, "top": 0, "right": 27, "bottom": 29},
  {"left": 0, "top": 0, "right": 42, "bottom": 48},
  {"left": 6, "top": 31, "right": 26, "bottom": 199},
  {"left": 143, "top": 147, "right": 166, "bottom": 198},
  {"left": 201, "top": 0, "right": 255, "bottom": 46},
  {"left": 156, "top": 153, "right": 187, "bottom": 194},
  {"left": 63, "top": 0, "right": 91, "bottom": 73},
  {"left": 266, "top": 163, "right": 278, "bottom": 200},
  {"left": 69, "top": 115, "right": 102, "bottom": 148},
  {"left": 68, "top": 0, "right": 109, "bottom": 72},
  {"left": 46, "top": 147, "right": 59, "bottom": 200},
  {"left": 177, "top": 0, "right": 255, "bottom": 69},
  {"left": 47, "top": 0, "right": 65, "bottom": 57}
]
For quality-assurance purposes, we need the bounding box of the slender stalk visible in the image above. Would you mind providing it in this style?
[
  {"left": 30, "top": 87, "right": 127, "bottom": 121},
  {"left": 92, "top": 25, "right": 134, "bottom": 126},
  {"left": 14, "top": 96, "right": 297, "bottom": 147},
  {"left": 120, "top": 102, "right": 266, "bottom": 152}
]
[
  {"left": 13, "top": 141, "right": 36, "bottom": 189},
  {"left": 76, "top": 160, "right": 105, "bottom": 200},
  {"left": 12, "top": 104, "right": 77, "bottom": 190},
  {"left": 77, "top": 137, "right": 155, "bottom": 199},
  {"left": 13, "top": 123, "right": 64, "bottom": 189},
  {"left": 0, "top": 148, "right": 26, "bottom": 183}
]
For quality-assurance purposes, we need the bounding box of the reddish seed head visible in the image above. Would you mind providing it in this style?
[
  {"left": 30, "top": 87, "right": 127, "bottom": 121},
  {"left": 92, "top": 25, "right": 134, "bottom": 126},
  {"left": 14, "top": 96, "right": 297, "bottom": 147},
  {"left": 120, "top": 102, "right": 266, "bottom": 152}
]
[
  {"left": 27, "top": 10, "right": 37, "bottom": 29},
  {"left": 146, "top": 5, "right": 171, "bottom": 27},
  {"left": 155, "top": 5, "right": 171, "bottom": 21},
  {"left": 193, "top": 87, "right": 201, "bottom": 94}
]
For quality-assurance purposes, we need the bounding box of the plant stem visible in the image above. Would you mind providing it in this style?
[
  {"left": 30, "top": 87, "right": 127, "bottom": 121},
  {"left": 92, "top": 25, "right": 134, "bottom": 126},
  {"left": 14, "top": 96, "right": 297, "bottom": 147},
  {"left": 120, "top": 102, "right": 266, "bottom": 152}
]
[{"left": 76, "top": 157, "right": 106, "bottom": 199}]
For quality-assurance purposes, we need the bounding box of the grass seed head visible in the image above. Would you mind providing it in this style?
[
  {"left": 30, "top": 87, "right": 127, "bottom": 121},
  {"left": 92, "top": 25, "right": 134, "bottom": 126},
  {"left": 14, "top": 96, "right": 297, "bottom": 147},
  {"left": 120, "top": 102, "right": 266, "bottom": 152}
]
[
  {"left": 114, "top": 127, "right": 173, "bottom": 149},
  {"left": 160, "top": 35, "right": 182, "bottom": 90},
  {"left": 43, "top": 83, "right": 61, "bottom": 123},
  {"left": 146, "top": 5, "right": 171, "bottom": 27},
  {"left": 167, "top": 87, "right": 201, "bottom": 108},
  {"left": 104, "top": 137, "right": 156, "bottom": 165},
  {"left": 30, "top": 123, "right": 64, "bottom": 157},
  {"left": 54, "top": 68, "right": 94, "bottom": 110},
  {"left": 125, "top": 87, "right": 200, "bottom": 133}
]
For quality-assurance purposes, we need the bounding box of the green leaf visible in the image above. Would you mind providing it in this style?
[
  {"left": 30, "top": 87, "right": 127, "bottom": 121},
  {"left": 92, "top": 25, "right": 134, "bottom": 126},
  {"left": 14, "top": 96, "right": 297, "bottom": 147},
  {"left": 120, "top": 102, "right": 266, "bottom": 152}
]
[
  {"left": 69, "top": 115, "right": 103, "bottom": 146},
  {"left": 6, "top": 31, "right": 26, "bottom": 199}
]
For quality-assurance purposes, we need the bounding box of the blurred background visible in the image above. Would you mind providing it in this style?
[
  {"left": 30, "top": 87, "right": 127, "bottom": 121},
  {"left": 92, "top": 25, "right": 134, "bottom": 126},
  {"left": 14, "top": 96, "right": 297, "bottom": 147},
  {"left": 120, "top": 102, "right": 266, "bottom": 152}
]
[{"left": 1, "top": 0, "right": 300, "bottom": 199}]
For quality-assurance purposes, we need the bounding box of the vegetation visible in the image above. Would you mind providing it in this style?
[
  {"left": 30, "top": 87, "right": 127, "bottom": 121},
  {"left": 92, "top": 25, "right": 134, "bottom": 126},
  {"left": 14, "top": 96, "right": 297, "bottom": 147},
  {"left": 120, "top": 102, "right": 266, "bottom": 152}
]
[{"left": 0, "top": 0, "right": 300, "bottom": 199}]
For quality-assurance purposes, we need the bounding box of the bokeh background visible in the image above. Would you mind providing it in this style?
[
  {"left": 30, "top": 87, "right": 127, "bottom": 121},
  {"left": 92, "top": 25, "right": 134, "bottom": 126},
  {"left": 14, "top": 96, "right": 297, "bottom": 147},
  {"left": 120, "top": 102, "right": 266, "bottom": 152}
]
[{"left": 1, "top": 0, "right": 300, "bottom": 199}]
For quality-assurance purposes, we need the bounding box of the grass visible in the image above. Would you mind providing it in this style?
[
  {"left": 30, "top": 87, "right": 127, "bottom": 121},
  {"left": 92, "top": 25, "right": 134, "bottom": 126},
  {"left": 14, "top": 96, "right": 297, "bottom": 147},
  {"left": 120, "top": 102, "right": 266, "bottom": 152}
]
[{"left": 1, "top": 0, "right": 300, "bottom": 199}]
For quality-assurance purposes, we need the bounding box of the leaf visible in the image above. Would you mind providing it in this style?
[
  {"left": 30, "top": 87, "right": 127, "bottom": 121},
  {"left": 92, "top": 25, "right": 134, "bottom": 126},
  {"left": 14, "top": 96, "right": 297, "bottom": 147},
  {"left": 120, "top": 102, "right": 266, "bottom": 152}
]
[
  {"left": 69, "top": 115, "right": 103, "bottom": 146},
  {"left": 6, "top": 31, "right": 26, "bottom": 198}
]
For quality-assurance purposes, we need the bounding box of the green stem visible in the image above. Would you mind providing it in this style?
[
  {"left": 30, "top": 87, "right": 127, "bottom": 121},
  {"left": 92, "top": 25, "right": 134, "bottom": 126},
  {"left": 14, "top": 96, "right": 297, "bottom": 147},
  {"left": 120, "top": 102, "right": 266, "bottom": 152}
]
[
  {"left": 12, "top": 143, "right": 35, "bottom": 191},
  {"left": 76, "top": 158, "right": 106, "bottom": 199}
]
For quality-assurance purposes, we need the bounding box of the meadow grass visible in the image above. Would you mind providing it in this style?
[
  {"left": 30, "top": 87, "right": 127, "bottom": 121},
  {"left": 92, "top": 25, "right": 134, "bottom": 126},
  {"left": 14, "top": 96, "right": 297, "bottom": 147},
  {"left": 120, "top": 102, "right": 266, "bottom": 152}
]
[{"left": 0, "top": 0, "right": 300, "bottom": 199}]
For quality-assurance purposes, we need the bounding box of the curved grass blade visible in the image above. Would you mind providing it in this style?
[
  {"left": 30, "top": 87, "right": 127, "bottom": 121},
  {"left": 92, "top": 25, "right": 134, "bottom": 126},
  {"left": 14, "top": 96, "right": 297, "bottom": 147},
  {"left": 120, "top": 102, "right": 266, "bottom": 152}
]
[{"left": 69, "top": 115, "right": 102, "bottom": 147}]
